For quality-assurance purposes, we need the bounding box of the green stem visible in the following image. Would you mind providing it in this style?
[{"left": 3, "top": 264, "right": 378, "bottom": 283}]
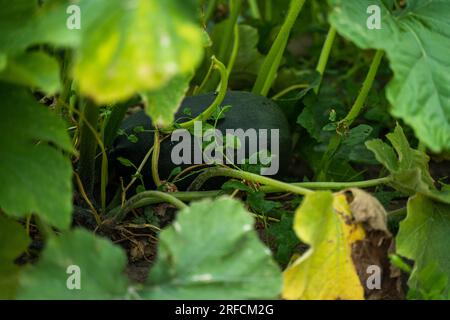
[
  {"left": 124, "top": 145, "right": 154, "bottom": 194},
  {"left": 193, "top": 59, "right": 214, "bottom": 95},
  {"left": 218, "top": 0, "right": 242, "bottom": 63},
  {"left": 108, "top": 191, "right": 188, "bottom": 221},
  {"left": 103, "top": 96, "right": 140, "bottom": 149},
  {"left": 314, "top": 26, "right": 337, "bottom": 94},
  {"left": 77, "top": 99, "right": 100, "bottom": 197},
  {"left": 226, "top": 23, "right": 240, "bottom": 76},
  {"left": 173, "top": 57, "right": 228, "bottom": 130},
  {"left": 248, "top": 0, "right": 261, "bottom": 19},
  {"left": 65, "top": 98, "right": 107, "bottom": 211},
  {"left": 317, "top": 50, "right": 384, "bottom": 180},
  {"left": 317, "top": 134, "right": 342, "bottom": 181},
  {"left": 264, "top": 0, "right": 272, "bottom": 21},
  {"left": 151, "top": 129, "right": 162, "bottom": 187},
  {"left": 272, "top": 83, "right": 309, "bottom": 100},
  {"left": 204, "top": 0, "right": 218, "bottom": 24},
  {"left": 133, "top": 190, "right": 221, "bottom": 208},
  {"left": 260, "top": 176, "right": 392, "bottom": 192},
  {"left": 55, "top": 50, "right": 72, "bottom": 115},
  {"left": 252, "top": 0, "right": 306, "bottom": 96},
  {"left": 340, "top": 50, "right": 384, "bottom": 127},
  {"left": 205, "top": 0, "right": 241, "bottom": 91},
  {"left": 188, "top": 167, "right": 314, "bottom": 195}
]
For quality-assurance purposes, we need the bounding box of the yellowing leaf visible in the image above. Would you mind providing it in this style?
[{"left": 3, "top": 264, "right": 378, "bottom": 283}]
[{"left": 283, "top": 191, "right": 365, "bottom": 300}]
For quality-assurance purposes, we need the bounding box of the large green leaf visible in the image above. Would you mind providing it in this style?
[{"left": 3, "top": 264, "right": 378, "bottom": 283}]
[
  {"left": 0, "top": 83, "right": 73, "bottom": 229},
  {"left": 141, "top": 197, "right": 282, "bottom": 299},
  {"left": 1, "top": 0, "right": 203, "bottom": 105},
  {"left": 73, "top": 0, "right": 203, "bottom": 104},
  {"left": 0, "top": 216, "right": 30, "bottom": 299},
  {"left": 329, "top": 0, "right": 450, "bottom": 152},
  {"left": 396, "top": 194, "right": 450, "bottom": 296},
  {"left": 17, "top": 229, "right": 131, "bottom": 299},
  {"left": 0, "top": 0, "right": 79, "bottom": 54},
  {"left": 0, "top": 52, "right": 60, "bottom": 94}
]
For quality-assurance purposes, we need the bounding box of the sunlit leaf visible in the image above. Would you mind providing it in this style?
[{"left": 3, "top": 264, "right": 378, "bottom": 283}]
[
  {"left": 74, "top": 0, "right": 203, "bottom": 104},
  {"left": 283, "top": 191, "right": 365, "bottom": 300}
]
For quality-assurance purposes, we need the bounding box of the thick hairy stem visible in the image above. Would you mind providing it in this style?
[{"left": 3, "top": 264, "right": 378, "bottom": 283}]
[
  {"left": 188, "top": 167, "right": 314, "bottom": 195},
  {"left": 260, "top": 176, "right": 392, "bottom": 193}
]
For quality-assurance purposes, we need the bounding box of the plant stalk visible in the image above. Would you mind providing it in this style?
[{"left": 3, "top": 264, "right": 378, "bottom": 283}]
[
  {"left": 188, "top": 167, "right": 314, "bottom": 195},
  {"left": 317, "top": 50, "right": 384, "bottom": 180},
  {"left": 252, "top": 0, "right": 306, "bottom": 96},
  {"left": 77, "top": 99, "right": 100, "bottom": 197},
  {"left": 108, "top": 191, "right": 189, "bottom": 222},
  {"left": 174, "top": 57, "right": 228, "bottom": 130},
  {"left": 340, "top": 50, "right": 384, "bottom": 127},
  {"left": 314, "top": 26, "right": 337, "bottom": 94}
]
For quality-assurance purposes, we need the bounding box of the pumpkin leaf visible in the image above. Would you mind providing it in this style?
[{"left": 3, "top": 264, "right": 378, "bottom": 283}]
[
  {"left": 396, "top": 194, "right": 450, "bottom": 297},
  {"left": 17, "top": 229, "right": 131, "bottom": 299},
  {"left": 329, "top": 0, "right": 450, "bottom": 152},
  {"left": 141, "top": 197, "right": 282, "bottom": 299}
]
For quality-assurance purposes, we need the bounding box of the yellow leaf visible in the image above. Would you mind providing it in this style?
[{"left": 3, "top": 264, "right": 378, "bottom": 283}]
[{"left": 282, "top": 191, "right": 365, "bottom": 300}]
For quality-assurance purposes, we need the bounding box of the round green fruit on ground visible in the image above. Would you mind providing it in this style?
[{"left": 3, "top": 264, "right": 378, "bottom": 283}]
[{"left": 111, "top": 91, "right": 292, "bottom": 190}]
